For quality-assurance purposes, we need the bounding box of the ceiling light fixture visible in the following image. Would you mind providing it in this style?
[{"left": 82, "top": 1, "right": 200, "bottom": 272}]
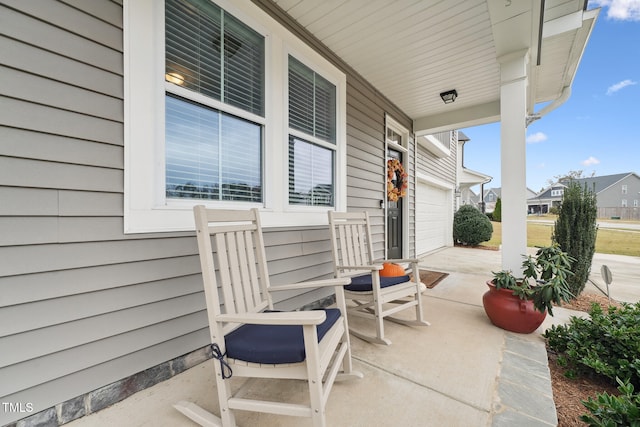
[{"left": 439, "top": 89, "right": 458, "bottom": 104}]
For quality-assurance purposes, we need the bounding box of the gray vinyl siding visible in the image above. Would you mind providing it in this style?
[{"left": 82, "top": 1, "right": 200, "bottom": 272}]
[
  {"left": 0, "top": 0, "right": 417, "bottom": 423},
  {"left": 597, "top": 188, "right": 620, "bottom": 207},
  {"left": 620, "top": 175, "right": 640, "bottom": 207},
  {"left": 416, "top": 131, "right": 457, "bottom": 218},
  {"left": 345, "top": 79, "right": 414, "bottom": 258},
  {"left": 416, "top": 130, "right": 457, "bottom": 186},
  {"left": 597, "top": 175, "right": 640, "bottom": 207}
]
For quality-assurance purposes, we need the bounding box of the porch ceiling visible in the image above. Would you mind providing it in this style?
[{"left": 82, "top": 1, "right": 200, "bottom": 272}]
[{"left": 270, "top": 0, "right": 598, "bottom": 134}]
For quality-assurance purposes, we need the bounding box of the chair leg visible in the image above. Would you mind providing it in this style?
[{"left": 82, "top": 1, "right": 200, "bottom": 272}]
[
  {"left": 336, "top": 342, "right": 365, "bottom": 381},
  {"left": 414, "top": 299, "right": 430, "bottom": 326},
  {"left": 303, "top": 325, "right": 326, "bottom": 427},
  {"left": 340, "top": 323, "right": 354, "bottom": 374},
  {"left": 414, "top": 282, "right": 430, "bottom": 326},
  {"left": 309, "top": 380, "right": 326, "bottom": 427},
  {"left": 218, "top": 378, "right": 236, "bottom": 427},
  {"left": 374, "top": 297, "right": 387, "bottom": 344},
  {"left": 346, "top": 299, "right": 392, "bottom": 345}
]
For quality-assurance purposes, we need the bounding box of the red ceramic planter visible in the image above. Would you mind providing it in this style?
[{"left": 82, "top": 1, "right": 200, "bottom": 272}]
[{"left": 482, "top": 281, "right": 546, "bottom": 334}]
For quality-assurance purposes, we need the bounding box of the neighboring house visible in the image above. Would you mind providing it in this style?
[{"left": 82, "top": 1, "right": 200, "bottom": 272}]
[
  {"left": 481, "top": 187, "right": 536, "bottom": 213},
  {"left": 0, "top": 0, "right": 597, "bottom": 425},
  {"left": 484, "top": 188, "right": 502, "bottom": 213},
  {"left": 527, "top": 184, "right": 565, "bottom": 214},
  {"left": 528, "top": 172, "right": 640, "bottom": 219},
  {"left": 462, "top": 188, "right": 483, "bottom": 209},
  {"left": 455, "top": 131, "right": 492, "bottom": 213}
]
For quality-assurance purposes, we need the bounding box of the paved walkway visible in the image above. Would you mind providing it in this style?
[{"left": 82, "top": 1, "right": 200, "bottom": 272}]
[
  {"left": 66, "top": 247, "right": 639, "bottom": 427},
  {"left": 421, "top": 247, "right": 557, "bottom": 426}
]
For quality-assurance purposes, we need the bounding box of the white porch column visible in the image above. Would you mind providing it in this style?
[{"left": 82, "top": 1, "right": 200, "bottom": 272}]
[{"left": 499, "top": 51, "right": 529, "bottom": 272}]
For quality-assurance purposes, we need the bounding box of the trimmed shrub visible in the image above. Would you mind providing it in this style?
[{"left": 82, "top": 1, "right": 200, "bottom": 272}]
[
  {"left": 492, "top": 197, "right": 502, "bottom": 222},
  {"left": 581, "top": 378, "right": 640, "bottom": 427},
  {"left": 453, "top": 205, "right": 493, "bottom": 246},
  {"left": 552, "top": 181, "right": 598, "bottom": 296},
  {"left": 544, "top": 302, "right": 640, "bottom": 388}
]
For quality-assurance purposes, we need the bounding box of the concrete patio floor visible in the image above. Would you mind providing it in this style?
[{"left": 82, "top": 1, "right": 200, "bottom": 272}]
[{"left": 66, "top": 246, "right": 639, "bottom": 427}]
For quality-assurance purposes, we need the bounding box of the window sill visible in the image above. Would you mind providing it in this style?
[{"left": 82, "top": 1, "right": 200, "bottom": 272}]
[{"left": 124, "top": 204, "right": 336, "bottom": 233}]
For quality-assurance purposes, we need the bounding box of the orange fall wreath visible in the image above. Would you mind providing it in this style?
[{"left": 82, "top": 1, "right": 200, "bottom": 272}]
[{"left": 387, "top": 159, "right": 408, "bottom": 202}]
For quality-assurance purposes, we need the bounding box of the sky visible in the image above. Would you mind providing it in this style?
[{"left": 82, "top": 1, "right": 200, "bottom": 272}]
[{"left": 461, "top": 0, "right": 640, "bottom": 194}]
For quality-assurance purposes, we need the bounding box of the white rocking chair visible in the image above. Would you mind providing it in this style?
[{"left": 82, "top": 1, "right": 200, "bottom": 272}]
[
  {"left": 175, "top": 206, "right": 362, "bottom": 427},
  {"left": 328, "top": 211, "right": 429, "bottom": 345}
]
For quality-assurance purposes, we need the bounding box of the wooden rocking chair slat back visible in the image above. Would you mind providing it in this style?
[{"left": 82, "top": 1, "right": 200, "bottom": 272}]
[
  {"left": 194, "top": 208, "right": 272, "bottom": 340},
  {"left": 332, "top": 214, "right": 373, "bottom": 276}
]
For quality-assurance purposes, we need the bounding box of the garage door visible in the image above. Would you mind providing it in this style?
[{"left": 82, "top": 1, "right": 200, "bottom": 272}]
[{"left": 416, "top": 182, "right": 451, "bottom": 255}]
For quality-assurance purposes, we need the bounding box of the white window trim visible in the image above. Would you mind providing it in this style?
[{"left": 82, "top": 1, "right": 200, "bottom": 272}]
[
  {"left": 385, "top": 115, "right": 410, "bottom": 154},
  {"left": 284, "top": 46, "right": 346, "bottom": 215},
  {"left": 124, "top": 0, "right": 346, "bottom": 233}
]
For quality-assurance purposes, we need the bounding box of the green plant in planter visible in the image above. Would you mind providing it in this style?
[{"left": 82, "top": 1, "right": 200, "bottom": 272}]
[{"left": 491, "top": 244, "right": 575, "bottom": 316}]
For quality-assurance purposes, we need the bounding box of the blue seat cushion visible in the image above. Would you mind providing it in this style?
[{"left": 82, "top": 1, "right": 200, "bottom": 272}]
[
  {"left": 224, "top": 308, "right": 341, "bottom": 364},
  {"left": 345, "top": 274, "right": 410, "bottom": 292}
]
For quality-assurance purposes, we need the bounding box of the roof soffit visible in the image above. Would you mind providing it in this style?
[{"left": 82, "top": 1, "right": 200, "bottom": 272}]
[{"left": 266, "top": 0, "right": 596, "bottom": 135}]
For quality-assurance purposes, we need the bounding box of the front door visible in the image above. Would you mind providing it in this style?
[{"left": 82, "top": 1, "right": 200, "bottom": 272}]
[{"left": 387, "top": 149, "right": 403, "bottom": 259}]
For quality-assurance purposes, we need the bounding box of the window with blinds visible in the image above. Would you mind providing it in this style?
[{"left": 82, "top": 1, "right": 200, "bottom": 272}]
[
  {"left": 288, "top": 56, "right": 336, "bottom": 206},
  {"left": 164, "top": 0, "right": 264, "bottom": 202},
  {"left": 288, "top": 137, "right": 334, "bottom": 206},
  {"left": 165, "top": 95, "right": 262, "bottom": 201}
]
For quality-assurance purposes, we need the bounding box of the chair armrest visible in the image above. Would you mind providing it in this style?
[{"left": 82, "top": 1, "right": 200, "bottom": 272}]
[
  {"left": 376, "top": 258, "right": 420, "bottom": 264},
  {"left": 336, "top": 264, "right": 383, "bottom": 271},
  {"left": 270, "top": 278, "right": 351, "bottom": 292},
  {"left": 217, "top": 311, "right": 326, "bottom": 326}
]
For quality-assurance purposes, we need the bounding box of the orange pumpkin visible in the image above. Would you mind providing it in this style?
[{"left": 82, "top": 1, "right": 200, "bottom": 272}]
[{"left": 379, "top": 262, "right": 405, "bottom": 277}]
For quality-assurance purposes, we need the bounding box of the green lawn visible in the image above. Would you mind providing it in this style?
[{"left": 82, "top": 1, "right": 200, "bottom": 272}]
[{"left": 484, "top": 220, "right": 640, "bottom": 257}]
